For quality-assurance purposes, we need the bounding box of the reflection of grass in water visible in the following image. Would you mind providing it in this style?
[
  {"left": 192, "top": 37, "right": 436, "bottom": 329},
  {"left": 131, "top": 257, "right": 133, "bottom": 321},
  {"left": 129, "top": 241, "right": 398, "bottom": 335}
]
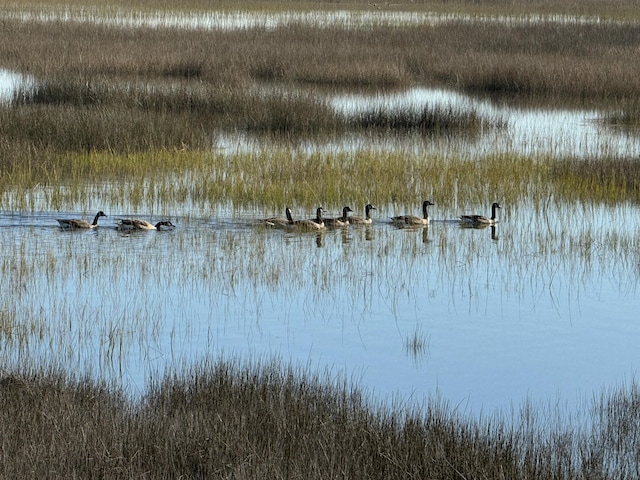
[
  {"left": 1, "top": 205, "right": 637, "bottom": 341},
  {"left": 0, "top": 201, "right": 637, "bottom": 479},
  {"left": 403, "top": 325, "right": 429, "bottom": 361},
  {"left": 5, "top": 207, "right": 640, "bottom": 378},
  {"left": 0, "top": 199, "right": 638, "bottom": 401},
  {"left": 1, "top": 360, "right": 639, "bottom": 477}
]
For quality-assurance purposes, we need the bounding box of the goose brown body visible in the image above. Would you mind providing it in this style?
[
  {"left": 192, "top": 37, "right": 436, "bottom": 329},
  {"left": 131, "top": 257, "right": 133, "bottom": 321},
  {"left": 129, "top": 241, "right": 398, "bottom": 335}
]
[
  {"left": 324, "top": 206, "right": 353, "bottom": 228},
  {"left": 117, "top": 219, "right": 175, "bottom": 231},
  {"left": 390, "top": 201, "right": 434, "bottom": 226},
  {"left": 349, "top": 204, "right": 377, "bottom": 225},
  {"left": 460, "top": 202, "right": 501, "bottom": 226},
  {"left": 292, "top": 207, "right": 325, "bottom": 230},
  {"left": 57, "top": 211, "right": 106, "bottom": 229},
  {"left": 264, "top": 207, "right": 294, "bottom": 228}
]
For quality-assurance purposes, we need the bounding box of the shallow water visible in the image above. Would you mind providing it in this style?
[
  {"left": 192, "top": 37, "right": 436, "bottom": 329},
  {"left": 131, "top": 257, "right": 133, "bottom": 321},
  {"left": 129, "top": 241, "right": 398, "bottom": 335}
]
[
  {"left": 213, "top": 87, "right": 640, "bottom": 159},
  {"left": 1, "top": 202, "right": 638, "bottom": 412},
  {"left": 0, "top": 70, "right": 33, "bottom": 103},
  {"left": 330, "top": 88, "right": 639, "bottom": 158},
  {"left": 1, "top": 6, "right": 640, "bottom": 413}
]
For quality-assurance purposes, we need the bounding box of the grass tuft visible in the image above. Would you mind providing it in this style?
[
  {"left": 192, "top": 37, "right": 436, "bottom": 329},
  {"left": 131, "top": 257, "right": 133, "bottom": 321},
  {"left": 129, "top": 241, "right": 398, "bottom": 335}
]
[
  {"left": 551, "top": 155, "right": 640, "bottom": 203},
  {"left": 353, "top": 104, "right": 502, "bottom": 136}
]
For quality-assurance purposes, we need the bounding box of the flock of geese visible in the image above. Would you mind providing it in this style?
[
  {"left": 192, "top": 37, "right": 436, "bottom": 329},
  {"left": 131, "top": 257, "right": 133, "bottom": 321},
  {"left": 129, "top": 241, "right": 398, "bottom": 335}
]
[
  {"left": 264, "top": 201, "right": 502, "bottom": 230},
  {"left": 54, "top": 202, "right": 501, "bottom": 231}
]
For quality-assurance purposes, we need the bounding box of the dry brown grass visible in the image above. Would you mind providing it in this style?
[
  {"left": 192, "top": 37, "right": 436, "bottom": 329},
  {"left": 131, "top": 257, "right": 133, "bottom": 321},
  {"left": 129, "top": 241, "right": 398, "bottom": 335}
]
[
  {"left": 2, "top": 0, "right": 640, "bottom": 17},
  {"left": 1, "top": 11, "right": 639, "bottom": 100},
  {"left": 0, "top": 11, "right": 637, "bottom": 164},
  {"left": 2, "top": 362, "right": 640, "bottom": 479}
]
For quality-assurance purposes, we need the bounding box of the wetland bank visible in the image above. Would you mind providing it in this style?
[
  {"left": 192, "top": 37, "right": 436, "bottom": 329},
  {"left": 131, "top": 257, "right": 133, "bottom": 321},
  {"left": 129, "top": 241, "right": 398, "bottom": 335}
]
[{"left": 1, "top": 0, "right": 640, "bottom": 477}]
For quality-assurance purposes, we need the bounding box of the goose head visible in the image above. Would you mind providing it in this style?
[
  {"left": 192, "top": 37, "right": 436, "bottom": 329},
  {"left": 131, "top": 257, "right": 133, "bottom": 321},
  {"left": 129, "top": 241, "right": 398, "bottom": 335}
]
[
  {"left": 155, "top": 221, "right": 175, "bottom": 229},
  {"left": 341, "top": 206, "right": 353, "bottom": 219},
  {"left": 422, "top": 200, "right": 434, "bottom": 217}
]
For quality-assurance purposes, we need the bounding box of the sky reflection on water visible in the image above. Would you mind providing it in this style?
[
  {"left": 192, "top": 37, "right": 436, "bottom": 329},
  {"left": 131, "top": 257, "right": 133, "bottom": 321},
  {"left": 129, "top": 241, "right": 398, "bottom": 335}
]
[
  {"left": 0, "top": 202, "right": 638, "bottom": 413},
  {"left": 329, "top": 88, "right": 638, "bottom": 158}
]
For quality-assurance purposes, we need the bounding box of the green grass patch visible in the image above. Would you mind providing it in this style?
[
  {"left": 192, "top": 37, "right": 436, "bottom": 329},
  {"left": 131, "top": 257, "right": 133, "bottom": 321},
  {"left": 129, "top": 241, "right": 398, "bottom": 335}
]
[
  {"left": 2, "top": 149, "right": 639, "bottom": 211},
  {"left": 551, "top": 155, "right": 640, "bottom": 204}
]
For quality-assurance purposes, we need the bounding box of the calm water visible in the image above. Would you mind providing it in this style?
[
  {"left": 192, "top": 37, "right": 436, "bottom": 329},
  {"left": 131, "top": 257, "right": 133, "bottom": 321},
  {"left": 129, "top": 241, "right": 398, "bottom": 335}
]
[{"left": 0, "top": 200, "right": 638, "bottom": 413}]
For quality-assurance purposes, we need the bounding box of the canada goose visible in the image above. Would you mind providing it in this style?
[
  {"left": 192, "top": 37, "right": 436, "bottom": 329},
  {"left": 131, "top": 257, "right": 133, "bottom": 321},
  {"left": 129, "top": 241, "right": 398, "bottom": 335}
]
[
  {"left": 460, "top": 202, "right": 501, "bottom": 227},
  {"left": 117, "top": 219, "right": 175, "bottom": 231},
  {"left": 292, "top": 207, "right": 325, "bottom": 230},
  {"left": 264, "top": 207, "right": 294, "bottom": 228},
  {"left": 349, "top": 204, "right": 377, "bottom": 225},
  {"left": 57, "top": 211, "right": 106, "bottom": 229},
  {"left": 390, "top": 200, "right": 434, "bottom": 226},
  {"left": 324, "top": 206, "right": 353, "bottom": 228}
]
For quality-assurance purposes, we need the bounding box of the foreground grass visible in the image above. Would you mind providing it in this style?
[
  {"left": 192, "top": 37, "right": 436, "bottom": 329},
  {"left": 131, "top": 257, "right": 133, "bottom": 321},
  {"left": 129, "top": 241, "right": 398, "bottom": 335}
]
[{"left": 0, "top": 360, "right": 638, "bottom": 478}]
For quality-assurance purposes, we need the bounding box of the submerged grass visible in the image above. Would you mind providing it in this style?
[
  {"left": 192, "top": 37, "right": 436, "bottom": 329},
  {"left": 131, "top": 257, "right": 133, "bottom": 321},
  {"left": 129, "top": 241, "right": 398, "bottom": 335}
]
[{"left": 0, "top": 360, "right": 639, "bottom": 479}]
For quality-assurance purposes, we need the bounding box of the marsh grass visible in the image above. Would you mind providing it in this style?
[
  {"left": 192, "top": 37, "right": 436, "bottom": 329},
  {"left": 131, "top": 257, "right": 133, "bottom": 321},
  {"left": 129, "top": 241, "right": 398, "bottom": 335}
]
[
  {"left": 353, "top": 104, "right": 501, "bottom": 136},
  {"left": 3, "top": 0, "right": 640, "bottom": 16},
  {"left": 2, "top": 76, "right": 491, "bottom": 155},
  {"left": 3, "top": 147, "right": 639, "bottom": 214},
  {"left": 1, "top": 4, "right": 639, "bottom": 477},
  {"left": 551, "top": 155, "right": 640, "bottom": 204},
  {"left": 0, "top": 360, "right": 639, "bottom": 478},
  {"left": 604, "top": 101, "right": 640, "bottom": 129},
  {"left": 1, "top": 6, "right": 640, "bottom": 209},
  {"left": 2, "top": 8, "right": 640, "bottom": 103}
]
